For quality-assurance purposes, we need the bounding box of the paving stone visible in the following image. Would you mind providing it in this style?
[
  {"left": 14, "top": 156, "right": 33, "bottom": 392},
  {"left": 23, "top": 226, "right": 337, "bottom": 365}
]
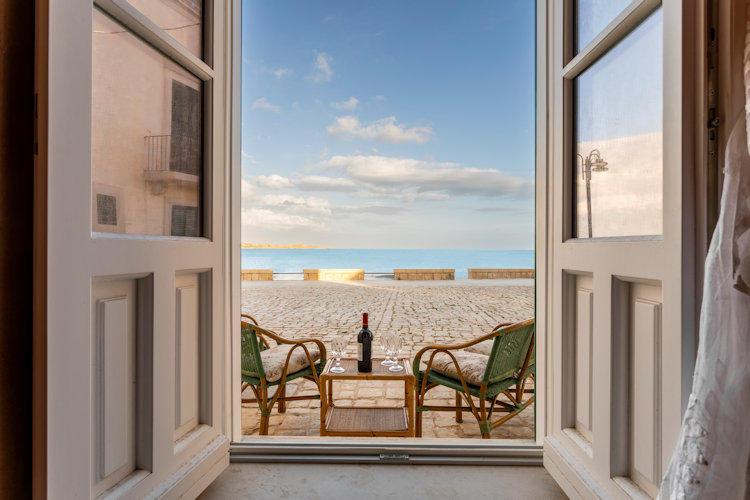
[{"left": 241, "top": 279, "right": 534, "bottom": 440}]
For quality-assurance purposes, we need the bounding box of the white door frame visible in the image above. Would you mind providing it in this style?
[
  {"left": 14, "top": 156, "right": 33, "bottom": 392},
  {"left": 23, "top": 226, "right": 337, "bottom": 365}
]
[
  {"left": 36, "top": 0, "right": 239, "bottom": 496},
  {"left": 537, "top": 0, "right": 702, "bottom": 497}
]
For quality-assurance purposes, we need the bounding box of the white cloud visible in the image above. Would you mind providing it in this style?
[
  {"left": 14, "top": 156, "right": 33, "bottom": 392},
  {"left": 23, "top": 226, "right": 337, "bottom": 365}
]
[
  {"left": 319, "top": 148, "right": 329, "bottom": 159},
  {"left": 250, "top": 173, "right": 357, "bottom": 192},
  {"left": 251, "top": 97, "right": 280, "bottom": 112},
  {"left": 272, "top": 68, "right": 293, "bottom": 78},
  {"left": 242, "top": 189, "right": 332, "bottom": 231},
  {"left": 319, "top": 155, "right": 533, "bottom": 198},
  {"left": 253, "top": 174, "right": 293, "bottom": 189},
  {"left": 309, "top": 51, "right": 333, "bottom": 83},
  {"left": 332, "top": 97, "right": 359, "bottom": 110},
  {"left": 296, "top": 175, "right": 358, "bottom": 192},
  {"left": 327, "top": 116, "right": 433, "bottom": 144},
  {"left": 375, "top": 95, "right": 385, "bottom": 101}
]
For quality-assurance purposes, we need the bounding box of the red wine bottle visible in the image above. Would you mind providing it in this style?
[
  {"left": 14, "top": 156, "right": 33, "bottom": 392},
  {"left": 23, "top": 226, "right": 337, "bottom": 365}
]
[{"left": 357, "top": 313, "right": 373, "bottom": 372}]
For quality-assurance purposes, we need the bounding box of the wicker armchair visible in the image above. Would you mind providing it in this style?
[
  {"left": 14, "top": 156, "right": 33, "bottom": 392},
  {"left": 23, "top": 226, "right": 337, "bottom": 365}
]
[
  {"left": 240, "top": 315, "right": 326, "bottom": 435},
  {"left": 412, "top": 318, "right": 535, "bottom": 439}
]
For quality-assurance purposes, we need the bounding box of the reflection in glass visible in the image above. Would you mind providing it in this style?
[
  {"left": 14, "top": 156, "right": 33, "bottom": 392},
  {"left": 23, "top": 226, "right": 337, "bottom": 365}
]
[
  {"left": 576, "top": 0, "right": 632, "bottom": 53},
  {"left": 93, "top": 8, "right": 203, "bottom": 236},
  {"left": 125, "top": 0, "right": 203, "bottom": 58},
  {"left": 574, "top": 8, "right": 662, "bottom": 238}
]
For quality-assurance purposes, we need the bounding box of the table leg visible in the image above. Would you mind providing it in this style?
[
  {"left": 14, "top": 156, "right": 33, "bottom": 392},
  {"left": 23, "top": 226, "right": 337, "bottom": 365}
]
[
  {"left": 406, "top": 379, "right": 415, "bottom": 437},
  {"left": 320, "top": 378, "right": 328, "bottom": 435}
]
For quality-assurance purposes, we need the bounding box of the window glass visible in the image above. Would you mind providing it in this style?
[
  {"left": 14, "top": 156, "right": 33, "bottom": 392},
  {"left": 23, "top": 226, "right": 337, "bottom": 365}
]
[
  {"left": 125, "top": 0, "right": 203, "bottom": 58},
  {"left": 93, "top": 8, "right": 203, "bottom": 237},
  {"left": 574, "top": 8, "right": 662, "bottom": 238},
  {"left": 576, "top": 0, "right": 632, "bottom": 53}
]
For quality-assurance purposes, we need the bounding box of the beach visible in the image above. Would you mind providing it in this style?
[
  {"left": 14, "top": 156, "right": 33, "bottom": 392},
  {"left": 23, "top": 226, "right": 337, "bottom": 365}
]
[{"left": 241, "top": 278, "right": 535, "bottom": 439}]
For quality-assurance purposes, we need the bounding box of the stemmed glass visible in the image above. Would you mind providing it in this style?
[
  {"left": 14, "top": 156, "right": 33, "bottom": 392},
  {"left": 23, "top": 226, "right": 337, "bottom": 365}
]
[
  {"left": 380, "top": 332, "right": 395, "bottom": 366},
  {"left": 388, "top": 333, "right": 404, "bottom": 372},
  {"left": 330, "top": 336, "right": 347, "bottom": 373}
]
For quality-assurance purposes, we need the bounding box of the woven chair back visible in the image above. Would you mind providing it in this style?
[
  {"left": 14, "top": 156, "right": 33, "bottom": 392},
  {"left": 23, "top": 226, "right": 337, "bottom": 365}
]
[
  {"left": 241, "top": 321, "right": 266, "bottom": 379},
  {"left": 482, "top": 319, "right": 535, "bottom": 386}
]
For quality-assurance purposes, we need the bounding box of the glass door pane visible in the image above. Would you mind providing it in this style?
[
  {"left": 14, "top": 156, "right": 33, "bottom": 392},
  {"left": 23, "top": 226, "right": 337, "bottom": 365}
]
[
  {"left": 92, "top": 8, "right": 204, "bottom": 237},
  {"left": 574, "top": 8, "right": 662, "bottom": 239},
  {"left": 576, "top": 0, "right": 632, "bottom": 52},
  {"left": 125, "top": 0, "right": 203, "bottom": 58}
]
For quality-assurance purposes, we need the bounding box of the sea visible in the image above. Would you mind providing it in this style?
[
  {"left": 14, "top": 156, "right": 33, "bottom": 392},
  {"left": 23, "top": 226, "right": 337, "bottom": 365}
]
[{"left": 241, "top": 249, "right": 534, "bottom": 279}]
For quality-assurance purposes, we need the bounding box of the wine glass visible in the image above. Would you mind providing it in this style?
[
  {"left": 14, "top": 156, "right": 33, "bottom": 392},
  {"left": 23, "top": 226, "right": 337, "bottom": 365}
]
[
  {"left": 388, "top": 334, "right": 404, "bottom": 372},
  {"left": 380, "top": 332, "right": 395, "bottom": 366},
  {"left": 330, "top": 337, "right": 346, "bottom": 373}
]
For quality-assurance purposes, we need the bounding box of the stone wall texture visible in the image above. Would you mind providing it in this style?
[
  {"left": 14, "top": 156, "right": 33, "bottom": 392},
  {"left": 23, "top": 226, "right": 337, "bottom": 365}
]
[
  {"left": 468, "top": 268, "right": 535, "bottom": 279},
  {"left": 241, "top": 269, "right": 274, "bottom": 281},
  {"left": 303, "top": 269, "right": 365, "bottom": 280},
  {"left": 393, "top": 269, "right": 455, "bottom": 280}
]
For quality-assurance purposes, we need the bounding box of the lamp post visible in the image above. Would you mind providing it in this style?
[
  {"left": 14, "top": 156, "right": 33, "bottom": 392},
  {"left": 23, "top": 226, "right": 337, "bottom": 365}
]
[{"left": 577, "top": 149, "right": 608, "bottom": 238}]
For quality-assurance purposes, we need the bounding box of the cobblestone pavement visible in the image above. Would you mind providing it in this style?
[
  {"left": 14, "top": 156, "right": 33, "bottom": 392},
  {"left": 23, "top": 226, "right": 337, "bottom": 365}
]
[{"left": 241, "top": 279, "right": 535, "bottom": 440}]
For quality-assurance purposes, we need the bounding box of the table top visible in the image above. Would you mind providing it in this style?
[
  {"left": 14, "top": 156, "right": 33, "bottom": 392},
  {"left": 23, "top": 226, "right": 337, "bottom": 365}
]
[{"left": 321, "top": 358, "right": 413, "bottom": 381}]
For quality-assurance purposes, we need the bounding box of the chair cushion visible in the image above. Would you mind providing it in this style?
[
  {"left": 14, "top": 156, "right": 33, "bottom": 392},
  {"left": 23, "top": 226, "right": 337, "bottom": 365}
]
[
  {"left": 429, "top": 350, "right": 489, "bottom": 386},
  {"left": 465, "top": 340, "right": 493, "bottom": 356},
  {"left": 260, "top": 343, "right": 321, "bottom": 382}
]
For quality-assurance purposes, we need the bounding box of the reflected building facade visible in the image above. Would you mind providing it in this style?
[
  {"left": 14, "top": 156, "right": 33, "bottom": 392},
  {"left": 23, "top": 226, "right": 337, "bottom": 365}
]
[{"left": 92, "top": 2, "right": 203, "bottom": 237}]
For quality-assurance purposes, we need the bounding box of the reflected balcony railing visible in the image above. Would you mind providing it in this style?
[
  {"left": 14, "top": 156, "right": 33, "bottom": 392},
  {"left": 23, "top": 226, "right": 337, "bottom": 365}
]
[{"left": 145, "top": 134, "right": 201, "bottom": 176}]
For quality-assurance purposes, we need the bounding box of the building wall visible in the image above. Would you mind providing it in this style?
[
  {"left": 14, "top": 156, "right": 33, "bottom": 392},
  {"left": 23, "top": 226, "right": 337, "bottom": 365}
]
[
  {"left": 0, "top": 0, "right": 34, "bottom": 496},
  {"left": 92, "top": 3, "right": 202, "bottom": 236}
]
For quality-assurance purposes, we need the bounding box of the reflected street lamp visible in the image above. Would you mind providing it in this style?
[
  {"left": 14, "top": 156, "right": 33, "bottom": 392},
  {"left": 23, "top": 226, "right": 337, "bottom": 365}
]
[{"left": 577, "top": 149, "right": 608, "bottom": 238}]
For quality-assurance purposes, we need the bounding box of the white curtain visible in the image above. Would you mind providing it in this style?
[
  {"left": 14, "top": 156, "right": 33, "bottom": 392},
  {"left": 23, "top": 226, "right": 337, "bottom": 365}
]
[{"left": 658, "top": 7, "right": 750, "bottom": 497}]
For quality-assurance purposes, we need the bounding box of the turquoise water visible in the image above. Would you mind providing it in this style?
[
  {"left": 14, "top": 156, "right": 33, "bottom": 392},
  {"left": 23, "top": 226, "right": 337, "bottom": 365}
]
[{"left": 241, "top": 249, "right": 534, "bottom": 279}]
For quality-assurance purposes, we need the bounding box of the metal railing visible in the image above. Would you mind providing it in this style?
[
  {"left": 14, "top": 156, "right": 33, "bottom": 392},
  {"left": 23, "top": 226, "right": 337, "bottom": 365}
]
[{"left": 145, "top": 134, "right": 200, "bottom": 176}]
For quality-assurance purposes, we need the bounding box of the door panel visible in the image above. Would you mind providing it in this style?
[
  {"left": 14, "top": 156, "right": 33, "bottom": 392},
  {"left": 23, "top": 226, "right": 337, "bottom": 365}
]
[
  {"left": 42, "top": 0, "right": 234, "bottom": 497},
  {"left": 540, "top": 0, "right": 694, "bottom": 497}
]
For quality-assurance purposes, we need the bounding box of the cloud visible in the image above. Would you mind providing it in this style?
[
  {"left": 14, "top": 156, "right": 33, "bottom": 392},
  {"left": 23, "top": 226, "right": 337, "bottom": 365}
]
[
  {"left": 272, "top": 68, "right": 293, "bottom": 78},
  {"left": 309, "top": 51, "right": 333, "bottom": 83},
  {"left": 253, "top": 174, "right": 293, "bottom": 189},
  {"left": 242, "top": 188, "right": 332, "bottom": 231},
  {"left": 335, "top": 204, "right": 411, "bottom": 215},
  {"left": 474, "top": 207, "right": 531, "bottom": 214},
  {"left": 251, "top": 174, "right": 357, "bottom": 192},
  {"left": 375, "top": 95, "right": 385, "bottom": 101},
  {"left": 327, "top": 116, "right": 433, "bottom": 144},
  {"left": 332, "top": 97, "right": 359, "bottom": 110},
  {"left": 319, "top": 155, "right": 533, "bottom": 198},
  {"left": 251, "top": 97, "right": 280, "bottom": 112},
  {"left": 296, "top": 175, "right": 358, "bottom": 192}
]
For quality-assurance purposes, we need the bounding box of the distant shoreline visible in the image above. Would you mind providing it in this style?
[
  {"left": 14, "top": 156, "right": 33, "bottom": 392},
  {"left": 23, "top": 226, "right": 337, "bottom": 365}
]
[{"left": 241, "top": 243, "right": 330, "bottom": 249}]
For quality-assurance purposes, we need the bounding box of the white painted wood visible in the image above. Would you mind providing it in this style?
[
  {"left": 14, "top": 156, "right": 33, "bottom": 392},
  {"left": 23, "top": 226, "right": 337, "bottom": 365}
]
[
  {"left": 575, "top": 288, "right": 593, "bottom": 439},
  {"left": 91, "top": 278, "right": 139, "bottom": 498},
  {"left": 539, "top": 0, "right": 696, "bottom": 496},
  {"left": 43, "top": 0, "right": 234, "bottom": 497},
  {"left": 99, "top": 297, "right": 130, "bottom": 478},
  {"left": 175, "top": 281, "right": 199, "bottom": 440},
  {"left": 631, "top": 294, "right": 662, "bottom": 496}
]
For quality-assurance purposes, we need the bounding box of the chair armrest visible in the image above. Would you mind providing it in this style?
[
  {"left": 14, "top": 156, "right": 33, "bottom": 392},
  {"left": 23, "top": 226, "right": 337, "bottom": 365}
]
[
  {"left": 241, "top": 313, "right": 258, "bottom": 325},
  {"left": 411, "top": 329, "right": 504, "bottom": 377},
  {"left": 253, "top": 325, "right": 327, "bottom": 361}
]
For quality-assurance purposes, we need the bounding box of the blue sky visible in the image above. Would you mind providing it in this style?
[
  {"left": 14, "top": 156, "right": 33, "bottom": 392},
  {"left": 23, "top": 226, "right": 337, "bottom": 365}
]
[{"left": 241, "top": 1, "right": 535, "bottom": 249}]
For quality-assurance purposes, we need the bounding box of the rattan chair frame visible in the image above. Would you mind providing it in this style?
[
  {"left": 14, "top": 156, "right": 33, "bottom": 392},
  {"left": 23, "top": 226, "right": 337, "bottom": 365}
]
[
  {"left": 240, "top": 316, "right": 326, "bottom": 435},
  {"left": 412, "top": 319, "right": 535, "bottom": 439}
]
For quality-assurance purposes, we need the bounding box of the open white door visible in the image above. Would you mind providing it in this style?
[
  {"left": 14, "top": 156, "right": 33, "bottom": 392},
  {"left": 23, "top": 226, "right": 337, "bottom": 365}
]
[
  {"left": 538, "top": 0, "right": 698, "bottom": 497},
  {"left": 38, "top": 0, "right": 236, "bottom": 497}
]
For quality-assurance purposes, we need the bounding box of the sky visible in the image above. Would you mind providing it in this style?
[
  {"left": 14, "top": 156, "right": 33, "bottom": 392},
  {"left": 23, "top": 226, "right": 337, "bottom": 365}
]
[{"left": 241, "top": 1, "right": 536, "bottom": 249}]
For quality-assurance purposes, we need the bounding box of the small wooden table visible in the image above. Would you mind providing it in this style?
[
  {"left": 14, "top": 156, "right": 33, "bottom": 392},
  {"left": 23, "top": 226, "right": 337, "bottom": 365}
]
[{"left": 320, "top": 358, "right": 415, "bottom": 437}]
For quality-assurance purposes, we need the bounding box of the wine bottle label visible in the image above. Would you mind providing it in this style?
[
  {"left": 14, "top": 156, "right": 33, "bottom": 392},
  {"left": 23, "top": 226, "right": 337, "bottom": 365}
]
[{"left": 358, "top": 343, "right": 363, "bottom": 361}]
